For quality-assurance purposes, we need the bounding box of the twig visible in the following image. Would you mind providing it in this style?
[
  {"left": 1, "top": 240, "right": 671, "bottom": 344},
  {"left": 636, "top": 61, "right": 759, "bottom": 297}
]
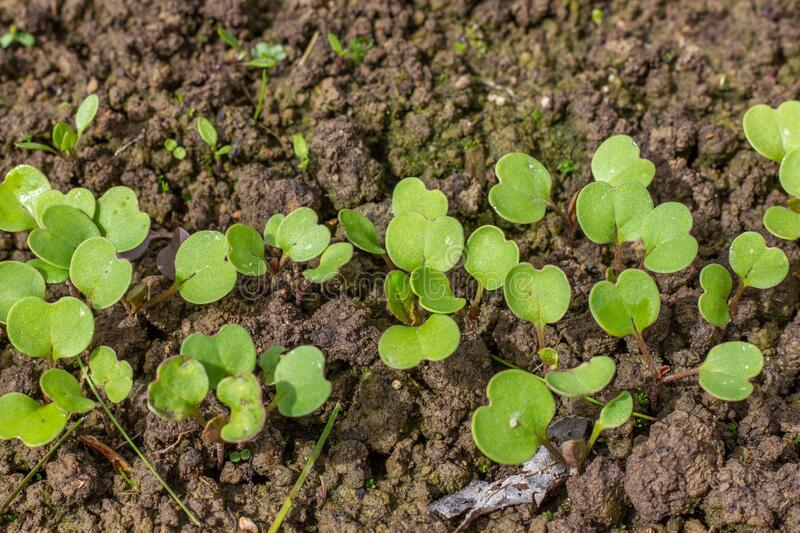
[
  {"left": 114, "top": 132, "right": 145, "bottom": 157},
  {"left": 298, "top": 31, "right": 320, "bottom": 68}
]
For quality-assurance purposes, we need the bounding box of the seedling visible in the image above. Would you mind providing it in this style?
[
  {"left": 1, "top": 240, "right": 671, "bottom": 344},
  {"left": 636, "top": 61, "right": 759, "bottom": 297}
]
[
  {"left": 34, "top": 187, "right": 95, "bottom": 226},
  {"left": 303, "top": 242, "right": 354, "bottom": 283},
  {"left": 229, "top": 449, "right": 252, "bottom": 463},
  {"left": 338, "top": 209, "right": 385, "bottom": 255},
  {"left": 385, "top": 178, "right": 464, "bottom": 272},
  {"left": 293, "top": 134, "right": 310, "bottom": 170},
  {"left": 327, "top": 32, "right": 373, "bottom": 65},
  {"left": 180, "top": 324, "right": 257, "bottom": 389},
  {"left": 489, "top": 153, "right": 562, "bottom": 224},
  {"left": 164, "top": 138, "right": 187, "bottom": 160},
  {"left": 698, "top": 263, "right": 733, "bottom": 327},
  {"left": 270, "top": 207, "right": 331, "bottom": 268},
  {"left": 378, "top": 314, "right": 460, "bottom": 369},
  {"left": 148, "top": 356, "right": 210, "bottom": 424},
  {"left": 640, "top": 202, "right": 698, "bottom": 273},
  {"left": 590, "top": 135, "right": 655, "bottom": 187},
  {"left": 40, "top": 369, "right": 95, "bottom": 414},
  {"left": 0, "top": 25, "right": 35, "bottom": 48},
  {"left": 217, "top": 373, "right": 266, "bottom": 442},
  {"left": 266, "top": 346, "right": 332, "bottom": 417},
  {"left": 384, "top": 270, "right": 417, "bottom": 325},
  {"left": 93, "top": 186, "right": 151, "bottom": 252},
  {"left": 585, "top": 391, "right": 632, "bottom": 454},
  {"left": 409, "top": 266, "right": 465, "bottom": 314},
  {"left": 88, "top": 346, "right": 133, "bottom": 404},
  {"left": 0, "top": 261, "right": 45, "bottom": 324},
  {"left": 589, "top": 269, "right": 660, "bottom": 380},
  {"left": 464, "top": 225, "right": 519, "bottom": 318},
  {"left": 174, "top": 230, "right": 238, "bottom": 304},
  {"left": 69, "top": 237, "right": 133, "bottom": 309},
  {"left": 16, "top": 94, "right": 98, "bottom": 156},
  {"left": 197, "top": 116, "right": 232, "bottom": 163},
  {"left": 544, "top": 356, "right": 616, "bottom": 397},
  {"left": 727, "top": 231, "right": 788, "bottom": 315},
  {"left": 226, "top": 223, "right": 267, "bottom": 276},
  {"left": 28, "top": 205, "right": 100, "bottom": 269},
  {"left": 0, "top": 165, "right": 51, "bottom": 232}
]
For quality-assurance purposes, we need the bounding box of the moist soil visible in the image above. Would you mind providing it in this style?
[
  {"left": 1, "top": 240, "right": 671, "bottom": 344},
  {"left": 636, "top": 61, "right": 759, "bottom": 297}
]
[{"left": 2, "top": 0, "right": 800, "bottom": 531}]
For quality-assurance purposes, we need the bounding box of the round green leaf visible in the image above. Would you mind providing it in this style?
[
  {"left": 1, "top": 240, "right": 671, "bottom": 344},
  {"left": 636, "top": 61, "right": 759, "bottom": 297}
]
[
  {"left": 385, "top": 211, "right": 464, "bottom": 272},
  {"left": 0, "top": 164, "right": 51, "bottom": 232},
  {"left": 464, "top": 225, "right": 520, "bottom": 291},
  {"left": 743, "top": 101, "right": 800, "bottom": 162},
  {"left": 34, "top": 187, "right": 96, "bottom": 226},
  {"left": 303, "top": 242, "right": 354, "bottom": 283},
  {"left": 504, "top": 263, "right": 571, "bottom": 329},
  {"left": 180, "top": 324, "right": 257, "bottom": 389},
  {"left": 94, "top": 186, "right": 151, "bottom": 252},
  {"left": 378, "top": 314, "right": 460, "bottom": 369},
  {"left": 89, "top": 346, "right": 133, "bottom": 403},
  {"left": 225, "top": 223, "right": 267, "bottom": 276},
  {"left": 76, "top": 94, "right": 99, "bottom": 137},
  {"left": 642, "top": 202, "right": 698, "bottom": 273},
  {"left": 7, "top": 296, "right": 94, "bottom": 361},
  {"left": 391, "top": 177, "right": 448, "bottom": 218},
  {"left": 779, "top": 148, "right": 800, "bottom": 197},
  {"left": 0, "top": 261, "right": 45, "bottom": 324},
  {"left": 28, "top": 204, "right": 101, "bottom": 269},
  {"left": 597, "top": 391, "right": 633, "bottom": 429},
  {"left": 576, "top": 181, "right": 653, "bottom": 244},
  {"left": 174, "top": 230, "right": 238, "bottom": 304},
  {"left": 410, "top": 266, "right": 465, "bottom": 314},
  {"left": 40, "top": 368, "right": 95, "bottom": 414},
  {"left": 471, "top": 369, "right": 555, "bottom": 465},
  {"left": 698, "top": 342, "right": 763, "bottom": 401},
  {"left": 27, "top": 259, "right": 69, "bottom": 284},
  {"left": 544, "top": 356, "right": 616, "bottom": 398},
  {"left": 729, "top": 231, "right": 788, "bottom": 289},
  {"left": 147, "top": 356, "right": 210, "bottom": 421},
  {"left": 384, "top": 270, "right": 415, "bottom": 325},
  {"left": 591, "top": 135, "right": 655, "bottom": 187},
  {"left": 589, "top": 269, "right": 660, "bottom": 337},
  {"left": 338, "top": 209, "right": 385, "bottom": 255},
  {"left": 273, "top": 346, "right": 332, "bottom": 417},
  {"left": 0, "top": 393, "right": 68, "bottom": 447},
  {"left": 263, "top": 214, "right": 285, "bottom": 247},
  {"left": 763, "top": 206, "right": 800, "bottom": 240},
  {"left": 698, "top": 263, "right": 732, "bottom": 328},
  {"left": 217, "top": 373, "right": 266, "bottom": 442},
  {"left": 488, "top": 153, "right": 552, "bottom": 224},
  {"left": 69, "top": 237, "right": 133, "bottom": 309},
  {"left": 275, "top": 207, "right": 331, "bottom": 262}
]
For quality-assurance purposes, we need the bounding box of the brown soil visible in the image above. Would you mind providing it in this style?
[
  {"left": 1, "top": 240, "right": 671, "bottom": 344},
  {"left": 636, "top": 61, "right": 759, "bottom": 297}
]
[{"left": 2, "top": 0, "right": 800, "bottom": 531}]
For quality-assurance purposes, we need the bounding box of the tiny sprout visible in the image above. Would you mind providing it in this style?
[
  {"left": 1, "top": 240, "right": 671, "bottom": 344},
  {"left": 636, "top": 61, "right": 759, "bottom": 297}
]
[
  {"left": 472, "top": 369, "right": 555, "bottom": 464},
  {"left": 230, "top": 448, "right": 252, "bottom": 463},
  {"left": 6, "top": 296, "right": 94, "bottom": 363},
  {"left": 641, "top": 202, "right": 698, "bottom": 273},
  {"left": 147, "top": 356, "right": 210, "bottom": 422},
  {"left": 0, "top": 261, "right": 45, "bottom": 324},
  {"left": 39, "top": 369, "right": 95, "bottom": 414},
  {"left": 728, "top": 231, "right": 788, "bottom": 315},
  {"left": 410, "top": 266, "right": 465, "bottom": 314},
  {"left": 271, "top": 346, "right": 332, "bottom": 417},
  {"left": 94, "top": 186, "right": 151, "bottom": 252},
  {"left": 174, "top": 230, "right": 238, "bottom": 304},
  {"left": 303, "top": 242, "right": 354, "bottom": 283},
  {"left": 384, "top": 270, "right": 416, "bottom": 325},
  {"left": 88, "top": 346, "right": 133, "bottom": 404},
  {"left": 197, "top": 117, "right": 232, "bottom": 161},
  {"left": 586, "top": 391, "right": 632, "bottom": 454},
  {"left": 379, "top": 314, "right": 460, "bottom": 369},
  {"left": 28, "top": 204, "right": 100, "bottom": 269},
  {"left": 16, "top": 94, "right": 98, "bottom": 156},
  {"left": 591, "top": 8, "right": 604, "bottom": 25},
  {"left": 338, "top": 209, "right": 385, "bottom": 255},
  {"left": 292, "top": 134, "right": 310, "bottom": 170},
  {"left": 34, "top": 187, "right": 95, "bottom": 226},
  {"left": 0, "top": 25, "right": 35, "bottom": 48},
  {"left": 225, "top": 223, "right": 267, "bottom": 276},
  {"left": 69, "top": 237, "right": 133, "bottom": 309},
  {"left": 591, "top": 135, "right": 655, "bottom": 187},
  {"left": 0, "top": 164, "right": 51, "bottom": 232},
  {"left": 0, "top": 392, "right": 68, "bottom": 447},
  {"left": 217, "top": 373, "right": 266, "bottom": 442},
  {"left": 164, "top": 138, "right": 187, "bottom": 160},
  {"left": 742, "top": 101, "right": 800, "bottom": 163},
  {"left": 327, "top": 32, "right": 373, "bottom": 64},
  {"left": 273, "top": 207, "right": 332, "bottom": 265},
  {"left": 464, "top": 225, "right": 519, "bottom": 317},
  {"left": 698, "top": 263, "right": 732, "bottom": 327},
  {"left": 698, "top": 342, "right": 763, "bottom": 401},
  {"left": 504, "top": 263, "right": 571, "bottom": 350},
  {"left": 544, "top": 356, "right": 616, "bottom": 398},
  {"left": 181, "top": 324, "right": 257, "bottom": 389},
  {"left": 488, "top": 153, "right": 553, "bottom": 224}
]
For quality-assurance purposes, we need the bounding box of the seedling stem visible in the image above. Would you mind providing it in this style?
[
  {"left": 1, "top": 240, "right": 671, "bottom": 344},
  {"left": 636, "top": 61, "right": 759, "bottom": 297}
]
[
  {"left": 468, "top": 281, "right": 484, "bottom": 320},
  {"left": 632, "top": 325, "right": 657, "bottom": 383},
  {"left": 613, "top": 241, "right": 623, "bottom": 274},
  {"left": 541, "top": 438, "right": 568, "bottom": 465},
  {"left": 661, "top": 367, "right": 699, "bottom": 383},
  {"left": 536, "top": 321, "right": 546, "bottom": 351},
  {"left": 728, "top": 278, "right": 747, "bottom": 318}
]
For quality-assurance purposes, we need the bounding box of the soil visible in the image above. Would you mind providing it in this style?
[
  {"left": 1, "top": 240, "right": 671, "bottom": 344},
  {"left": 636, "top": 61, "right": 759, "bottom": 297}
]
[{"left": 1, "top": 0, "right": 800, "bottom": 531}]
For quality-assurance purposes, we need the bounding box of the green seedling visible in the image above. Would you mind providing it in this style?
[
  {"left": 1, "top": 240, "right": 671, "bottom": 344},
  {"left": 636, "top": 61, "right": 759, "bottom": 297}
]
[
  {"left": 27, "top": 259, "right": 68, "bottom": 284},
  {"left": 292, "top": 134, "right": 310, "bottom": 170},
  {"left": 641, "top": 202, "right": 698, "bottom": 273},
  {"left": 94, "top": 186, "right": 151, "bottom": 252},
  {"left": 544, "top": 356, "right": 616, "bottom": 397},
  {"left": 28, "top": 205, "right": 100, "bottom": 269},
  {"left": 590, "top": 135, "right": 655, "bottom": 187},
  {"left": 181, "top": 324, "right": 257, "bottom": 389},
  {"left": 88, "top": 346, "right": 133, "bottom": 403},
  {"left": 69, "top": 237, "right": 133, "bottom": 309},
  {"left": 489, "top": 153, "right": 556, "bottom": 224},
  {"left": 303, "top": 242, "right": 354, "bottom": 283},
  {"left": 174, "top": 230, "right": 238, "bottom": 304},
  {"left": 504, "top": 263, "right": 571, "bottom": 359},
  {"left": 40, "top": 369, "right": 95, "bottom": 414},
  {"left": 410, "top": 266, "right": 465, "bottom": 314},
  {"left": 164, "top": 138, "right": 187, "bottom": 160},
  {"left": 34, "top": 187, "right": 95, "bottom": 226},
  {"left": 6, "top": 296, "right": 94, "bottom": 364},
  {"left": 148, "top": 356, "right": 210, "bottom": 423},
  {"left": 742, "top": 101, "right": 800, "bottom": 163},
  {"left": 197, "top": 116, "right": 232, "bottom": 162},
  {"left": 1, "top": 24, "right": 35, "bottom": 48},
  {"left": 585, "top": 391, "right": 632, "bottom": 454},
  {"left": 269, "top": 346, "right": 332, "bottom": 417},
  {"left": 698, "top": 263, "right": 733, "bottom": 327},
  {"left": 272, "top": 207, "right": 331, "bottom": 267},
  {"left": 229, "top": 448, "right": 252, "bottom": 463},
  {"left": 727, "top": 231, "right": 788, "bottom": 315},
  {"left": 0, "top": 393, "right": 68, "bottom": 447},
  {"left": 763, "top": 202, "right": 800, "bottom": 240},
  {"left": 591, "top": 8, "right": 604, "bottom": 25},
  {"left": 464, "top": 225, "right": 519, "bottom": 318},
  {"left": 0, "top": 165, "right": 51, "bottom": 232},
  {"left": 16, "top": 94, "right": 98, "bottom": 156},
  {"left": 226, "top": 223, "right": 267, "bottom": 276},
  {"left": 338, "top": 209, "right": 385, "bottom": 255},
  {"left": 327, "top": 32, "right": 373, "bottom": 64},
  {"left": 589, "top": 269, "right": 660, "bottom": 379},
  {"left": 0, "top": 261, "right": 45, "bottom": 324},
  {"left": 384, "top": 270, "right": 417, "bottom": 325},
  {"left": 379, "top": 314, "right": 460, "bottom": 369},
  {"left": 263, "top": 213, "right": 284, "bottom": 247},
  {"left": 471, "top": 369, "right": 555, "bottom": 464},
  {"left": 217, "top": 373, "right": 266, "bottom": 442},
  {"left": 576, "top": 181, "right": 653, "bottom": 272}
]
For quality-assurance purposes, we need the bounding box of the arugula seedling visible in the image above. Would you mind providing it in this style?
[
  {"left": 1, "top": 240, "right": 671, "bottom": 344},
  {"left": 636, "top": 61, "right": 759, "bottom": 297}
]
[
  {"left": 409, "top": 266, "right": 465, "bottom": 314},
  {"left": 230, "top": 448, "right": 252, "bottom": 463},
  {"left": 197, "top": 117, "right": 232, "bottom": 163},
  {"left": 641, "top": 202, "right": 698, "bottom": 273},
  {"left": 338, "top": 209, "right": 385, "bottom": 255},
  {"left": 292, "top": 134, "right": 310, "bottom": 170},
  {"left": 148, "top": 356, "right": 210, "bottom": 424},
  {"left": 268, "top": 346, "right": 332, "bottom": 417},
  {"left": 28, "top": 204, "right": 101, "bottom": 269},
  {"left": 589, "top": 269, "right": 660, "bottom": 380},
  {"left": 585, "top": 391, "right": 632, "bottom": 454},
  {"left": 576, "top": 181, "right": 653, "bottom": 273},
  {"left": 40, "top": 369, "right": 95, "bottom": 414},
  {"left": 504, "top": 263, "right": 571, "bottom": 364},
  {"left": 88, "top": 346, "right": 133, "bottom": 403},
  {"left": 303, "top": 242, "right": 354, "bottom": 283},
  {"left": 591, "top": 135, "right": 655, "bottom": 187},
  {"left": 327, "top": 32, "right": 373, "bottom": 65},
  {"left": 16, "top": 94, "right": 98, "bottom": 156},
  {"left": 489, "top": 152, "right": 565, "bottom": 224},
  {"left": 0, "top": 25, "right": 35, "bottom": 48},
  {"left": 6, "top": 296, "right": 94, "bottom": 365},
  {"left": 384, "top": 270, "right": 417, "bottom": 325},
  {"left": 544, "top": 356, "right": 616, "bottom": 397},
  {"left": 0, "top": 392, "right": 68, "bottom": 447},
  {"left": 272, "top": 207, "right": 331, "bottom": 268},
  {"left": 464, "top": 225, "right": 519, "bottom": 318},
  {"left": 698, "top": 263, "right": 733, "bottom": 327},
  {"left": 727, "top": 231, "right": 788, "bottom": 316},
  {"left": 173, "top": 230, "right": 238, "bottom": 304},
  {"left": 164, "top": 138, "right": 187, "bottom": 160},
  {"left": 93, "top": 186, "right": 151, "bottom": 252},
  {"left": 0, "top": 261, "right": 45, "bottom": 324},
  {"left": 217, "top": 373, "right": 266, "bottom": 442},
  {"left": 378, "top": 314, "right": 460, "bottom": 369},
  {"left": 69, "top": 237, "right": 133, "bottom": 309},
  {"left": 181, "top": 324, "right": 257, "bottom": 389},
  {"left": 0, "top": 164, "right": 51, "bottom": 232},
  {"left": 226, "top": 223, "right": 267, "bottom": 276}
]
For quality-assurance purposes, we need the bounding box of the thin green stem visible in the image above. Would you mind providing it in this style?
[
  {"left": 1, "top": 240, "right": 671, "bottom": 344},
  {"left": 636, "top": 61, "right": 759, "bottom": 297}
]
[
  {"left": 536, "top": 322, "right": 546, "bottom": 351},
  {"left": 77, "top": 358, "right": 201, "bottom": 526},
  {"left": 253, "top": 69, "right": 268, "bottom": 121},
  {"left": 0, "top": 417, "right": 86, "bottom": 515},
  {"left": 268, "top": 402, "right": 341, "bottom": 533},
  {"left": 584, "top": 422, "right": 603, "bottom": 455}
]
